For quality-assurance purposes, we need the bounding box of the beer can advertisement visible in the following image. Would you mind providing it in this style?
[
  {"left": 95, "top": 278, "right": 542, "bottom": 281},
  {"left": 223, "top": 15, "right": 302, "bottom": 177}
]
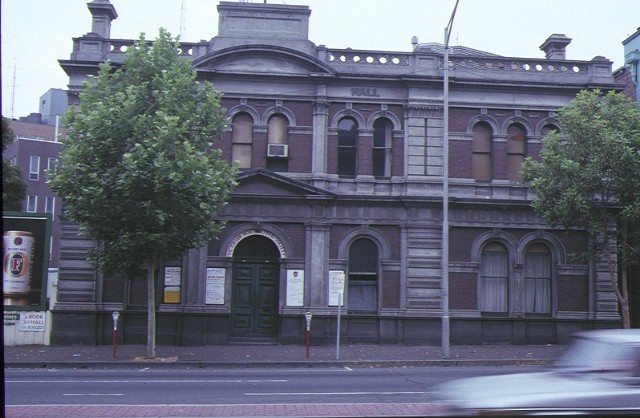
[{"left": 3, "top": 212, "right": 51, "bottom": 310}]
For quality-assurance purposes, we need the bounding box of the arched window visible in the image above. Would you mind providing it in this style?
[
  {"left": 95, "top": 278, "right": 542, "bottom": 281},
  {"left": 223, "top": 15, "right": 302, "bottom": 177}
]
[
  {"left": 506, "top": 124, "right": 526, "bottom": 182},
  {"left": 348, "top": 238, "right": 378, "bottom": 312},
  {"left": 472, "top": 122, "right": 492, "bottom": 181},
  {"left": 524, "top": 243, "right": 552, "bottom": 314},
  {"left": 372, "top": 118, "right": 392, "bottom": 177},
  {"left": 337, "top": 117, "right": 358, "bottom": 177},
  {"left": 232, "top": 113, "right": 253, "bottom": 170},
  {"left": 479, "top": 242, "right": 508, "bottom": 313},
  {"left": 541, "top": 124, "right": 559, "bottom": 137},
  {"left": 266, "top": 114, "right": 289, "bottom": 172}
]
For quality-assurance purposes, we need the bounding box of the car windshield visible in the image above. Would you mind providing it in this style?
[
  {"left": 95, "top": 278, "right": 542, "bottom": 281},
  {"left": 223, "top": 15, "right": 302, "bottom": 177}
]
[{"left": 556, "top": 337, "right": 640, "bottom": 374}]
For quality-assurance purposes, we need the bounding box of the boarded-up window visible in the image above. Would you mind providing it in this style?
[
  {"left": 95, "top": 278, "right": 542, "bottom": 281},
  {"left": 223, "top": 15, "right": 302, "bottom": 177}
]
[
  {"left": 472, "top": 122, "right": 492, "bottom": 181},
  {"left": 506, "top": 124, "right": 526, "bottom": 182},
  {"left": 232, "top": 113, "right": 253, "bottom": 170}
]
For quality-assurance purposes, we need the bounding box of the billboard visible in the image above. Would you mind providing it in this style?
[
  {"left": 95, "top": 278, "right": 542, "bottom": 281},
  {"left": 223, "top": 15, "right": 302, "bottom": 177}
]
[{"left": 3, "top": 212, "right": 51, "bottom": 310}]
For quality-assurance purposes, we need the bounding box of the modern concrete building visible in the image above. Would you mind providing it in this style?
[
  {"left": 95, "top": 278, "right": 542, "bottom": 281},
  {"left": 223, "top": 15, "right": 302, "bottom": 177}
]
[{"left": 51, "top": 1, "right": 625, "bottom": 346}]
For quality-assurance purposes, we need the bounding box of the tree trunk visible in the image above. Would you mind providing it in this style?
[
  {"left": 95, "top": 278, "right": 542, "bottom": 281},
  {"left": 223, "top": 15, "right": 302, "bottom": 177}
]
[
  {"left": 619, "top": 222, "right": 631, "bottom": 329},
  {"left": 146, "top": 257, "right": 156, "bottom": 358},
  {"left": 604, "top": 228, "right": 631, "bottom": 329}
]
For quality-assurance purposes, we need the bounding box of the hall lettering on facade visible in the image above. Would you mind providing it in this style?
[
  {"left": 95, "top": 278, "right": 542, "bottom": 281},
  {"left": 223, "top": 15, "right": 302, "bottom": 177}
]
[{"left": 350, "top": 87, "right": 380, "bottom": 97}]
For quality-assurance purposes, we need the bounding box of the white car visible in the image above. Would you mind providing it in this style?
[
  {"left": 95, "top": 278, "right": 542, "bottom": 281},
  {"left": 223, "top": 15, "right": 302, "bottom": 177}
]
[{"left": 436, "top": 329, "right": 640, "bottom": 416}]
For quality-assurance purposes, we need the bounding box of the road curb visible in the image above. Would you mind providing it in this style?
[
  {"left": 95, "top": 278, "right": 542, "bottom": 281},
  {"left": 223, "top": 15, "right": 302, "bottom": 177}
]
[{"left": 4, "top": 358, "right": 554, "bottom": 369}]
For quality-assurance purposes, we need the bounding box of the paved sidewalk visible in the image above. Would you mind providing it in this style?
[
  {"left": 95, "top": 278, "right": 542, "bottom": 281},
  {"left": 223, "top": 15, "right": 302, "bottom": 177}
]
[{"left": 4, "top": 342, "right": 565, "bottom": 369}]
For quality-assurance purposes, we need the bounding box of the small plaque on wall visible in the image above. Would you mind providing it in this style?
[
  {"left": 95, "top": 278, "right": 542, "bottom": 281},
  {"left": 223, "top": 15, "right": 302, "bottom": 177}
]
[{"left": 163, "top": 286, "right": 181, "bottom": 304}]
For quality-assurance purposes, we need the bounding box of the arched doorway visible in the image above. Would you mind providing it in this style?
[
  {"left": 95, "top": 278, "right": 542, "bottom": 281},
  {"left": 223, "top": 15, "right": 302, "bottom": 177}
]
[{"left": 231, "top": 235, "right": 280, "bottom": 341}]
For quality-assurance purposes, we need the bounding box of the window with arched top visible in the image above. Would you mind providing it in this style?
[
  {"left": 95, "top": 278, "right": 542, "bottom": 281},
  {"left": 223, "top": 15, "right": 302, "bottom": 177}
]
[
  {"left": 506, "top": 124, "right": 526, "bottom": 182},
  {"left": 337, "top": 117, "right": 358, "bottom": 177},
  {"left": 524, "top": 243, "right": 552, "bottom": 314},
  {"left": 472, "top": 122, "right": 492, "bottom": 181},
  {"left": 541, "top": 124, "right": 560, "bottom": 137},
  {"left": 266, "top": 114, "right": 289, "bottom": 172},
  {"left": 348, "top": 238, "right": 378, "bottom": 312},
  {"left": 479, "top": 242, "right": 509, "bottom": 313},
  {"left": 232, "top": 113, "right": 253, "bottom": 170},
  {"left": 372, "top": 118, "right": 392, "bottom": 177}
]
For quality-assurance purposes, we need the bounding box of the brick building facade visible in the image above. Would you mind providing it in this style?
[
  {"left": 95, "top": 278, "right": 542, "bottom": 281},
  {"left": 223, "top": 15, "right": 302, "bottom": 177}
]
[{"left": 51, "top": 1, "right": 624, "bottom": 346}]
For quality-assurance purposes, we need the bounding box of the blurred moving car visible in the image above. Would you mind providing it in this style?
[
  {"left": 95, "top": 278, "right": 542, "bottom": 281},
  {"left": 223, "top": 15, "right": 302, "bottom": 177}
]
[{"left": 436, "top": 329, "right": 640, "bottom": 416}]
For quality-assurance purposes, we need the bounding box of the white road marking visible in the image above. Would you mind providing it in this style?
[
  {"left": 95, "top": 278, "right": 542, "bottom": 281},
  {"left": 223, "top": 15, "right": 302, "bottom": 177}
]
[
  {"left": 246, "top": 391, "right": 429, "bottom": 396},
  {"left": 7, "top": 379, "right": 288, "bottom": 383}
]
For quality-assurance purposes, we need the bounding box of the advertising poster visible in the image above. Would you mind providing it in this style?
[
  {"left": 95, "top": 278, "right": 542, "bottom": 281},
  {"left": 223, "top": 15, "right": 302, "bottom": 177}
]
[{"left": 3, "top": 212, "right": 51, "bottom": 310}]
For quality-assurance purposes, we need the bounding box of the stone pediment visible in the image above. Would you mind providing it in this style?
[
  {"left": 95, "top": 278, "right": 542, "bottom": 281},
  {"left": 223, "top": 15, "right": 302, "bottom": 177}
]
[
  {"left": 232, "top": 168, "right": 334, "bottom": 199},
  {"left": 193, "top": 45, "right": 335, "bottom": 76}
]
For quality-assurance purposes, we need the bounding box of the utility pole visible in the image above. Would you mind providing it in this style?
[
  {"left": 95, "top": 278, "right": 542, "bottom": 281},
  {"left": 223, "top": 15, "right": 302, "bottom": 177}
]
[{"left": 442, "top": 0, "right": 460, "bottom": 360}]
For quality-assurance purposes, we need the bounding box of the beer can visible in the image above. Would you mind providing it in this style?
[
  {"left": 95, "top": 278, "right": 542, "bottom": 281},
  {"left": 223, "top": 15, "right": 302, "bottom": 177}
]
[{"left": 3, "top": 231, "right": 35, "bottom": 295}]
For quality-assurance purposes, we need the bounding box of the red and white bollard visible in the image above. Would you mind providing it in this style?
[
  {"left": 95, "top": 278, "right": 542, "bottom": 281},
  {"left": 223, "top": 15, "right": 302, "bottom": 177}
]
[{"left": 305, "top": 312, "right": 312, "bottom": 359}]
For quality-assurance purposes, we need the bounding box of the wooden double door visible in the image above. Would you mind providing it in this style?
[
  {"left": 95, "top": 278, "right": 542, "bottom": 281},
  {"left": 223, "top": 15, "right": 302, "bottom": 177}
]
[{"left": 231, "top": 262, "right": 279, "bottom": 338}]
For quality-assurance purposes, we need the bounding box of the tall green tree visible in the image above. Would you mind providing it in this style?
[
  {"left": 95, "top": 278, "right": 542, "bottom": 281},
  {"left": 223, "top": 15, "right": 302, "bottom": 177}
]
[
  {"left": 51, "top": 29, "right": 237, "bottom": 356},
  {"left": 522, "top": 89, "right": 640, "bottom": 328},
  {"left": 2, "top": 116, "right": 27, "bottom": 211}
]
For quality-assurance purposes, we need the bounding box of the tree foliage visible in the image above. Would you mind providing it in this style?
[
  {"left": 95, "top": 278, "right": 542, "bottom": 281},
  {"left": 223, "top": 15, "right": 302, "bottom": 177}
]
[
  {"left": 522, "top": 89, "right": 640, "bottom": 328},
  {"left": 2, "top": 116, "right": 27, "bottom": 211},
  {"left": 50, "top": 29, "right": 237, "bottom": 354}
]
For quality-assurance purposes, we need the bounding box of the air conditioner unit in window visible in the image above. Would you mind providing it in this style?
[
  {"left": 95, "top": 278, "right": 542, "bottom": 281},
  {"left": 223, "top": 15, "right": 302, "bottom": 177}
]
[{"left": 267, "top": 144, "right": 288, "bottom": 157}]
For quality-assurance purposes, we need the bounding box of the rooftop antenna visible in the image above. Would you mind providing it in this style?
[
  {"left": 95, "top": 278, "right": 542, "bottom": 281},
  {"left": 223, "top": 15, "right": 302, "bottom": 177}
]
[
  {"left": 10, "top": 60, "right": 17, "bottom": 119},
  {"left": 179, "top": 0, "right": 186, "bottom": 39}
]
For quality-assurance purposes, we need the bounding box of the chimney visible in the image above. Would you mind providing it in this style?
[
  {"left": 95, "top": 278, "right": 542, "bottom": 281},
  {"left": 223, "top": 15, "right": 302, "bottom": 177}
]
[
  {"left": 540, "top": 34, "right": 572, "bottom": 60},
  {"left": 87, "top": 0, "right": 118, "bottom": 39}
]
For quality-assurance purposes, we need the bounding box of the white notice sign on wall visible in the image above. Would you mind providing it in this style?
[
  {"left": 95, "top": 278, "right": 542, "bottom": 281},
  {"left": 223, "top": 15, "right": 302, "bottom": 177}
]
[
  {"left": 19, "top": 312, "right": 46, "bottom": 332},
  {"left": 328, "top": 270, "right": 345, "bottom": 306},
  {"left": 206, "top": 268, "right": 225, "bottom": 305},
  {"left": 286, "top": 270, "right": 304, "bottom": 306}
]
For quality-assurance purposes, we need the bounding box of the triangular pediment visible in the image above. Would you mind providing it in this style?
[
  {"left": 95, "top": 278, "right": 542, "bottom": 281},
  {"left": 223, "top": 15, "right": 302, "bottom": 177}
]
[
  {"left": 232, "top": 168, "right": 334, "bottom": 199},
  {"left": 193, "top": 45, "right": 335, "bottom": 76}
]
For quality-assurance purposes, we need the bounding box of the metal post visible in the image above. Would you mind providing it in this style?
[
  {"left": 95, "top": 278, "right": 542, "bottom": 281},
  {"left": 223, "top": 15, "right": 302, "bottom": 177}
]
[
  {"left": 442, "top": 26, "right": 451, "bottom": 360},
  {"left": 305, "top": 312, "right": 312, "bottom": 359},
  {"left": 442, "top": 0, "right": 460, "bottom": 360},
  {"left": 112, "top": 311, "right": 120, "bottom": 360},
  {"left": 336, "top": 292, "right": 342, "bottom": 360}
]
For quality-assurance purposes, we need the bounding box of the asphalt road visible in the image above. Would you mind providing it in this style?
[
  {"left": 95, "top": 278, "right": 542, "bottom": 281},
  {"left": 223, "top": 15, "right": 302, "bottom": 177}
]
[{"left": 5, "top": 365, "right": 537, "bottom": 406}]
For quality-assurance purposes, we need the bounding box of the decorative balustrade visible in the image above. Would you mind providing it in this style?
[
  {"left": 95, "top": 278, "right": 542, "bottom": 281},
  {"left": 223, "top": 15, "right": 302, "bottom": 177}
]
[
  {"left": 323, "top": 47, "right": 590, "bottom": 76},
  {"left": 325, "top": 49, "right": 411, "bottom": 66},
  {"left": 450, "top": 56, "right": 588, "bottom": 75},
  {"left": 107, "top": 39, "right": 201, "bottom": 58}
]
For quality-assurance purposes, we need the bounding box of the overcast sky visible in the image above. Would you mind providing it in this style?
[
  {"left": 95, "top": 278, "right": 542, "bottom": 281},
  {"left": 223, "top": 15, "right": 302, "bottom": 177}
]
[{"left": 2, "top": 0, "right": 639, "bottom": 119}]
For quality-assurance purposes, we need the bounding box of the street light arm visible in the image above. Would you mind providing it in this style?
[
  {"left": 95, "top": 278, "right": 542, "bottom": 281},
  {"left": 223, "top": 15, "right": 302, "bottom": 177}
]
[{"left": 445, "top": 0, "right": 461, "bottom": 48}]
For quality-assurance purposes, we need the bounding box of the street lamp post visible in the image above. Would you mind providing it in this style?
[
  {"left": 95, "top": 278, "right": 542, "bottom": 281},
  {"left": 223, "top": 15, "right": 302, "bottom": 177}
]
[{"left": 442, "top": 0, "right": 460, "bottom": 360}]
